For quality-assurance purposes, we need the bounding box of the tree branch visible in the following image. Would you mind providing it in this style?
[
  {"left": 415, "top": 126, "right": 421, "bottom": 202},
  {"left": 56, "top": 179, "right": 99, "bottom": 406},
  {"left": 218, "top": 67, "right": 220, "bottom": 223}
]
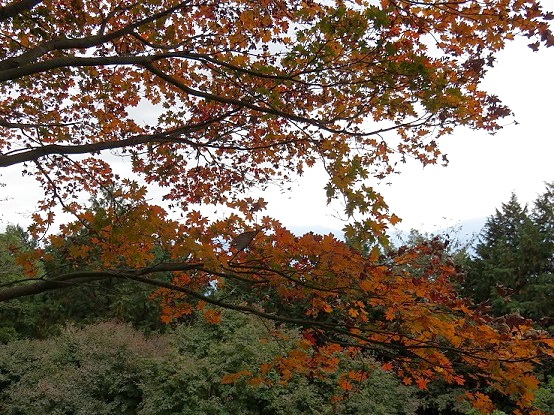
[
  {"left": 0, "top": 0, "right": 41, "bottom": 22},
  {"left": 0, "top": 260, "right": 544, "bottom": 366},
  {"left": 0, "top": 54, "right": 160, "bottom": 82},
  {"left": 0, "top": 1, "right": 191, "bottom": 70},
  {"left": 0, "top": 262, "right": 204, "bottom": 302},
  {"left": 0, "top": 110, "right": 239, "bottom": 167}
]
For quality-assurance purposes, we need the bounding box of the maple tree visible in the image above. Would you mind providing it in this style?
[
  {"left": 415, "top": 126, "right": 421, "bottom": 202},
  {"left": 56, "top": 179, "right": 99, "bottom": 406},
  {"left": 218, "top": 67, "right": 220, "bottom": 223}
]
[{"left": 1, "top": 0, "right": 554, "bottom": 413}]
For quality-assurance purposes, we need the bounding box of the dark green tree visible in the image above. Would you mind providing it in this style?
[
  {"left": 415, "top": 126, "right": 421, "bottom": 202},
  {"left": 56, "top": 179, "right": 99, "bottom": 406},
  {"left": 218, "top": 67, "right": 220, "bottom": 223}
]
[
  {"left": 462, "top": 187, "right": 554, "bottom": 329},
  {"left": 0, "top": 192, "right": 168, "bottom": 339},
  {"left": 0, "top": 313, "right": 422, "bottom": 415},
  {"left": 530, "top": 182, "right": 554, "bottom": 274},
  {"left": 0, "top": 224, "right": 50, "bottom": 341}
]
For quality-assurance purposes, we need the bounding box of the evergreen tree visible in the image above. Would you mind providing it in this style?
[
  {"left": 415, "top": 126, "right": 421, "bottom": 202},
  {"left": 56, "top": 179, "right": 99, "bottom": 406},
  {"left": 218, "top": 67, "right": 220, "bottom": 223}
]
[
  {"left": 0, "top": 191, "right": 168, "bottom": 340},
  {"left": 463, "top": 186, "right": 554, "bottom": 329},
  {"left": 0, "top": 225, "right": 49, "bottom": 341},
  {"left": 530, "top": 182, "right": 554, "bottom": 274}
]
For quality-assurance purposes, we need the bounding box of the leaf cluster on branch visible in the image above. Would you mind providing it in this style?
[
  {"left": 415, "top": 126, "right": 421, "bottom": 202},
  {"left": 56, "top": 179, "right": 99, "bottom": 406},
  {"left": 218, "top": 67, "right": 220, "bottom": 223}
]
[{"left": 1, "top": 0, "right": 553, "bottom": 413}]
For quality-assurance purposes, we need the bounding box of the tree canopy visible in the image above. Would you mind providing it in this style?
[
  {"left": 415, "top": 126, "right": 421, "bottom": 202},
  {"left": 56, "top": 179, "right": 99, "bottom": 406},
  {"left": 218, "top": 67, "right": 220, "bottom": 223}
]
[
  {"left": 0, "top": 314, "right": 423, "bottom": 415},
  {"left": 1, "top": 0, "right": 554, "bottom": 413}
]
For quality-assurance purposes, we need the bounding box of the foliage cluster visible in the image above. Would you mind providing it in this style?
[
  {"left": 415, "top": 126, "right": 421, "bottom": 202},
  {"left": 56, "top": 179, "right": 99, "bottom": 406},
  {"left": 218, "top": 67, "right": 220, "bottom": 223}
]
[
  {"left": 1, "top": 182, "right": 554, "bottom": 414},
  {"left": 0, "top": 0, "right": 553, "bottom": 413},
  {"left": 0, "top": 314, "right": 421, "bottom": 415}
]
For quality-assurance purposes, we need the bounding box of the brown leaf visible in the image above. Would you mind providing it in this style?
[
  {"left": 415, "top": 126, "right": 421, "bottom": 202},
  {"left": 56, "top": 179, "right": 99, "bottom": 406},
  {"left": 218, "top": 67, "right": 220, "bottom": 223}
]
[{"left": 230, "top": 230, "right": 258, "bottom": 251}]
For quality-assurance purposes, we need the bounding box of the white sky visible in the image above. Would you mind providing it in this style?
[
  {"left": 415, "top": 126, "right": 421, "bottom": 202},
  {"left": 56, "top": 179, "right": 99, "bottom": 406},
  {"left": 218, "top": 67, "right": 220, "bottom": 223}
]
[
  {"left": 263, "top": 40, "right": 554, "bottom": 236},
  {"left": 1, "top": 40, "right": 553, "bottom": 238}
]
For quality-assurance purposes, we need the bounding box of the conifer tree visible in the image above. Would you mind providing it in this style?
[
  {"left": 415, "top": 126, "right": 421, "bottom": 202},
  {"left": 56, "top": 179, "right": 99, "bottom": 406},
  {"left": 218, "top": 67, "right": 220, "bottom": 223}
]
[{"left": 463, "top": 187, "right": 554, "bottom": 328}]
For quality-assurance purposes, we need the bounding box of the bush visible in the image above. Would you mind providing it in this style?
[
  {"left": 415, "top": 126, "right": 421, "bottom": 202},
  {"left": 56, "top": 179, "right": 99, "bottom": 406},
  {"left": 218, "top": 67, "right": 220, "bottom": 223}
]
[
  {"left": 534, "top": 376, "right": 554, "bottom": 414},
  {"left": 140, "top": 312, "right": 419, "bottom": 415},
  {"left": 0, "top": 321, "right": 164, "bottom": 415},
  {"left": 0, "top": 313, "right": 421, "bottom": 415}
]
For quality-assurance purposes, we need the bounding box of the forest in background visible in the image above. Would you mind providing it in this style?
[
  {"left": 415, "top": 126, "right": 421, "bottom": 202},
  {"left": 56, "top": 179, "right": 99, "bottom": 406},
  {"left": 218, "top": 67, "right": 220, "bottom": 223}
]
[
  {"left": 1, "top": 184, "right": 552, "bottom": 415},
  {"left": 1, "top": 0, "right": 554, "bottom": 413}
]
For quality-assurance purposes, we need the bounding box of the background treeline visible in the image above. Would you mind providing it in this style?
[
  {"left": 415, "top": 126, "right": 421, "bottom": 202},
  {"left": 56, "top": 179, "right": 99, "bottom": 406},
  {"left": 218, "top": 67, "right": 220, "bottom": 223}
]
[
  {"left": 462, "top": 183, "right": 554, "bottom": 330},
  {"left": 0, "top": 183, "right": 553, "bottom": 414}
]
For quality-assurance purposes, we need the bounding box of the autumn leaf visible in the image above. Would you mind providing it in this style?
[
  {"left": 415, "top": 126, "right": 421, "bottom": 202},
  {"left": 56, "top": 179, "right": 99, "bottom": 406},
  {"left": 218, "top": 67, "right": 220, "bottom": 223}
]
[
  {"left": 230, "top": 230, "right": 259, "bottom": 251},
  {"left": 0, "top": 1, "right": 553, "bottom": 413},
  {"left": 221, "top": 370, "right": 252, "bottom": 384},
  {"left": 203, "top": 309, "right": 222, "bottom": 324}
]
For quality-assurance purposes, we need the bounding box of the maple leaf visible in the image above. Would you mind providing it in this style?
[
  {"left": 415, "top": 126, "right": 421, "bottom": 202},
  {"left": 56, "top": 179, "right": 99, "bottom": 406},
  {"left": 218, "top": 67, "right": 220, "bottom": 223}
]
[
  {"left": 230, "top": 230, "right": 259, "bottom": 251},
  {"left": 0, "top": 1, "right": 553, "bottom": 412}
]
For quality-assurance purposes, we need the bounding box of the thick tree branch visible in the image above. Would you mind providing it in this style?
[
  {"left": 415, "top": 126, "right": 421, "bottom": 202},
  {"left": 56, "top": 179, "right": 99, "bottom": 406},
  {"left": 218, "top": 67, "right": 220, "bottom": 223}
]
[
  {"left": 0, "top": 54, "right": 159, "bottom": 82},
  {"left": 0, "top": 262, "right": 204, "bottom": 302},
  {"left": 0, "top": 260, "right": 545, "bottom": 367},
  {"left": 0, "top": 131, "right": 160, "bottom": 167},
  {"left": 0, "top": 1, "right": 191, "bottom": 70},
  {"left": 0, "top": 0, "right": 41, "bottom": 21},
  {"left": 0, "top": 262, "right": 407, "bottom": 358},
  {"left": 0, "top": 110, "right": 240, "bottom": 167}
]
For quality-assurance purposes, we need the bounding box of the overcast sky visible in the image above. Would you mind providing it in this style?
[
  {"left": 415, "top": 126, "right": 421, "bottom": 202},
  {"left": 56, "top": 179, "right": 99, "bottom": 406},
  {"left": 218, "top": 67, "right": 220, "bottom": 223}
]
[
  {"left": 262, "top": 39, "right": 554, "bottom": 237},
  {"left": 1, "top": 40, "right": 553, "bottom": 239}
]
